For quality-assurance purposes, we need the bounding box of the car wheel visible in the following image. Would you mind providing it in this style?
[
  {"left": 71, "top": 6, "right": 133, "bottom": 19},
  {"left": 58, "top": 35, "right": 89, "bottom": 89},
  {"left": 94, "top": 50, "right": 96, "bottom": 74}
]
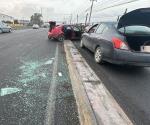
[
  {"left": 58, "top": 35, "right": 65, "bottom": 42},
  {"left": 9, "top": 28, "right": 12, "bottom": 33},
  {"left": 48, "top": 36, "right": 52, "bottom": 40},
  {"left": 80, "top": 40, "right": 85, "bottom": 48},
  {"left": 94, "top": 47, "right": 103, "bottom": 64}
]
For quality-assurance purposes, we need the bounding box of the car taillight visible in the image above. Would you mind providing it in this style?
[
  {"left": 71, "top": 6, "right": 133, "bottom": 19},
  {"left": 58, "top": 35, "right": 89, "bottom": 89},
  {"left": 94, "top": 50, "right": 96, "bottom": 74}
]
[{"left": 112, "top": 37, "right": 129, "bottom": 50}]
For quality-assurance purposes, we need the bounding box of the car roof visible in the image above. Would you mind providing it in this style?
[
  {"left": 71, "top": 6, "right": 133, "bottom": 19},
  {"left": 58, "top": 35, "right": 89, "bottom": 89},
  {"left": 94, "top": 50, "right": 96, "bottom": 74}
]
[{"left": 98, "top": 22, "right": 117, "bottom": 25}]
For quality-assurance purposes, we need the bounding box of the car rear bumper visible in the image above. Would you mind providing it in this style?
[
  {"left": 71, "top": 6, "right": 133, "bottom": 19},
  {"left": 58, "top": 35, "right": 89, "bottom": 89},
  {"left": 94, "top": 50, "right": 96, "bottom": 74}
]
[
  {"left": 105, "top": 49, "right": 150, "bottom": 67},
  {"left": 48, "top": 32, "right": 64, "bottom": 38}
]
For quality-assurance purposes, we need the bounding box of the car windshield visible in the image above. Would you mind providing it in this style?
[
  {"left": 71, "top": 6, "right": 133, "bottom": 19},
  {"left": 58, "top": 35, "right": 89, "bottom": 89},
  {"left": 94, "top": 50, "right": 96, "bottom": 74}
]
[{"left": 119, "top": 25, "right": 150, "bottom": 35}]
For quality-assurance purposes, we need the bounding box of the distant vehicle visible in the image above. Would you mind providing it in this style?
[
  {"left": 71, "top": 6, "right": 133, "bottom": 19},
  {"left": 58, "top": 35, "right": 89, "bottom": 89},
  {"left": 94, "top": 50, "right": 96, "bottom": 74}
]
[
  {"left": 48, "top": 24, "right": 82, "bottom": 42},
  {"left": 32, "top": 24, "right": 39, "bottom": 29},
  {"left": 81, "top": 8, "right": 150, "bottom": 67},
  {"left": 0, "top": 22, "right": 12, "bottom": 33}
]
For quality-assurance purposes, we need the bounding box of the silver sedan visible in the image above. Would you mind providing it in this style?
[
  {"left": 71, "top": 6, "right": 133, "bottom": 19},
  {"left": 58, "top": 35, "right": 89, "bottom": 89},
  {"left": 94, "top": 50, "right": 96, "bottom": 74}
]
[{"left": 0, "top": 22, "right": 12, "bottom": 33}]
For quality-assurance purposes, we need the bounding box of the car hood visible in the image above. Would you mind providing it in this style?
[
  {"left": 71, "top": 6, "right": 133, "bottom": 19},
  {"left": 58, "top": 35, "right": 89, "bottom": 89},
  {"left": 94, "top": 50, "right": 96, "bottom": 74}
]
[{"left": 117, "top": 8, "right": 150, "bottom": 29}]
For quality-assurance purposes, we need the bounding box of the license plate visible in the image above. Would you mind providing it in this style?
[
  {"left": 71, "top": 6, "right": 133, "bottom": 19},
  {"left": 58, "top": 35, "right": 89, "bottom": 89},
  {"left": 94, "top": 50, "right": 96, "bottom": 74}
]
[{"left": 141, "top": 46, "right": 150, "bottom": 52}]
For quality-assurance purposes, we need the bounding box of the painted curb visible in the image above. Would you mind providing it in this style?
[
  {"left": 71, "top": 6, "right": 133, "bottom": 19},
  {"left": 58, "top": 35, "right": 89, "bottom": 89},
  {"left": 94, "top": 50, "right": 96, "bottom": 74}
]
[{"left": 64, "top": 40, "right": 134, "bottom": 125}]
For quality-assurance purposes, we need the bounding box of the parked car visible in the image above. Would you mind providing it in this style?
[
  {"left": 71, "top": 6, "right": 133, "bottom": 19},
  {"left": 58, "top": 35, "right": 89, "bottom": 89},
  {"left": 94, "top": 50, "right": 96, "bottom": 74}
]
[
  {"left": 0, "top": 22, "right": 12, "bottom": 33},
  {"left": 80, "top": 8, "right": 150, "bottom": 66},
  {"left": 48, "top": 24, "right": 82, "bottom": 42},
  {"left": 32, "top": 24, "right": 39, "bottom": 29}
]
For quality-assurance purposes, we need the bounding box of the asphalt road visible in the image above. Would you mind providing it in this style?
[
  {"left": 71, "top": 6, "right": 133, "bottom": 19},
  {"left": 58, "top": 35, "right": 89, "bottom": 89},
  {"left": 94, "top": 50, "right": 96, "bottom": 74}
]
[
  {"left": 74, "top": 41, "right": 150, "bottom": 125},
  {"left": 0, "top": 29, "right": 79, "bottom": 125}
]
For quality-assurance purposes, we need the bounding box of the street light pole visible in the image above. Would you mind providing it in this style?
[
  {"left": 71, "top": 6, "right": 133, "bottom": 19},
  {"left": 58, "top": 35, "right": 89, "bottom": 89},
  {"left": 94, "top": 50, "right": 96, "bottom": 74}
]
[{"left": 88, "top": 0, "right": 97, "bottom": 24}]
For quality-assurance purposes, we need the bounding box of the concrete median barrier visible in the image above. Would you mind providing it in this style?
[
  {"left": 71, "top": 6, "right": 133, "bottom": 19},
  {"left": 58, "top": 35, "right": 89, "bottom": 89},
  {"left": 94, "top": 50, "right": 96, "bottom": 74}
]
[{"left": 64, "top": 40, "right": 134, "bottom": 125}]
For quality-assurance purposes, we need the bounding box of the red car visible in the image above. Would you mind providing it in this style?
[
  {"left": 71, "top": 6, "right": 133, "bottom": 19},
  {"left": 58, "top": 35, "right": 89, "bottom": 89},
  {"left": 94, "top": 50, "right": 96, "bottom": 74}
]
[
  {"left": 48, "top": 25, "right": 64, "bottom": 42},
  {"left": 48, "top": 24, "right": 82, "bottom": 42}
]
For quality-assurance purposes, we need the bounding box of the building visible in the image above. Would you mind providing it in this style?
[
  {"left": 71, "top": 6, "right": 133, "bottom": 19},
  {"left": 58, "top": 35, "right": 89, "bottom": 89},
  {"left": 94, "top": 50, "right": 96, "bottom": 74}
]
[
  {"left": 18, "top": 20, "right": 30, "bottom": 25},
  {"left": 0, "top": 13, "right": 14, "bottom": 22}
]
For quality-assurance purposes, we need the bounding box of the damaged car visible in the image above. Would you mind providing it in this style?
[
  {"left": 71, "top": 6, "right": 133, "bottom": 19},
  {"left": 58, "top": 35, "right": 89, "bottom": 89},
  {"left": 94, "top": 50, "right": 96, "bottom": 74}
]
[{"left": 80, "top": 8, "right": 150, "bottom": 66}]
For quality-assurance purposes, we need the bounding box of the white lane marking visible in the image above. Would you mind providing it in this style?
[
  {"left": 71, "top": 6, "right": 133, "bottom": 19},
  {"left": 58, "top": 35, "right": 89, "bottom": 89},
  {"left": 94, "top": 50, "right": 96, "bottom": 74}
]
[{"left": 45, "top": 44, "right": 59, "bottom": 125}]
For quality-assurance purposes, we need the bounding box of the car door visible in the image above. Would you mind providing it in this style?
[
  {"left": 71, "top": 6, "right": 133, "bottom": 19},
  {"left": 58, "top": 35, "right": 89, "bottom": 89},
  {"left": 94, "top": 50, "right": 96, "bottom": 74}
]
[
  {"left": 72, "top": 26, "right": 81, "bottom": 39},
  {"left": 88, "top": 24, "right": 106, "bottom": 51},
  {"left": 94, "top": 24, "right": 113, "bottom": 58},
  {"left": 84, "top": 24, "right": 98, "bottom": 49}
]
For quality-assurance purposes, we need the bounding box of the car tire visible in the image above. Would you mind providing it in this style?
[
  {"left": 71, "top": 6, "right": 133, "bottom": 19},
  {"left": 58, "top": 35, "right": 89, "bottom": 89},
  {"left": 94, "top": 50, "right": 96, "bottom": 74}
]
[
  {"left": 80, "top": 40, "right": 85, "bottom": 48},
  {"left": 48, "top": 36, "right": 52, "bottom": 40},
  {"left": 58, "top": 35, "right": 65, "bottom": 42},
  {"left": 9, "top": 28, "right": 12, "bottom": 33},
  {"left": 94, "top": 47, "right": 104, "bottom": 64}
]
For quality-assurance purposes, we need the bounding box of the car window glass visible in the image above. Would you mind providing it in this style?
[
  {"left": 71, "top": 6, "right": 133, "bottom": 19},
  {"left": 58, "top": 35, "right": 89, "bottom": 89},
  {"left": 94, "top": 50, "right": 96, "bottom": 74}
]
[
  {"left": 73, "top": 27, "right": 80, "bottom": 31},
  {"left": 67, "top": 26, "right": 71, "bottom": 30},
  {"left": 96, "top": 24, "right": 106, "bottom": 34},
  {"left": 119, "top": 25, "right": 150, "bottom": 35},
  {"left": 102, "top": 26, "right": 109, "bottom": 33}
]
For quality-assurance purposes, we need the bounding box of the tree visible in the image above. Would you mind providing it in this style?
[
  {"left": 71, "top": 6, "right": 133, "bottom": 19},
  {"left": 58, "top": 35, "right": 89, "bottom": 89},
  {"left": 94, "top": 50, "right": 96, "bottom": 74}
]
[
  {"left": 30, "top": 13, "right": 43, "bottom": 26},
  {"left": 2, "top": 20, "right": 13, "bottom": 24}
]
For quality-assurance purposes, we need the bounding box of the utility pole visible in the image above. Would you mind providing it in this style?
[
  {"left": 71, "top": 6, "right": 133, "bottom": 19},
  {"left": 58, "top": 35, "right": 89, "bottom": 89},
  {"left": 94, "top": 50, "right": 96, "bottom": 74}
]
[
  {"left": 88, "top": 0, "right": 97, "bottom": 24},
  {"left": 77, "top": 14, "right": 79, "bottom": 24},
  {"left": 41, "top": 8, "right": 43, "bottom": 16},
  {"left": 85, "top": 13, "right": 88, "bottom": 26},
  {"left": 70, "top": 14, "right": 72, "bottom": 24}
]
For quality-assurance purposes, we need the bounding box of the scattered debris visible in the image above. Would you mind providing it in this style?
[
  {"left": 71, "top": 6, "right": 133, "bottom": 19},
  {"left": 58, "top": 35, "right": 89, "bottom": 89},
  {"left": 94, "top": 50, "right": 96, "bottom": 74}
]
[
  {"left": 41, "top": 73, "right": 46, "bottom": 78},
  {"left": 58, "top": 72, "right": 63, "bottom": 77},
  {"left": 44, "top": 60, "right": 53, "bottom": 65},
  {"left": 18, "top": 58, "right": 54, "bottom": 84},
  {"left": 0, "top": 87, "right": 22, "bottom": 96}
]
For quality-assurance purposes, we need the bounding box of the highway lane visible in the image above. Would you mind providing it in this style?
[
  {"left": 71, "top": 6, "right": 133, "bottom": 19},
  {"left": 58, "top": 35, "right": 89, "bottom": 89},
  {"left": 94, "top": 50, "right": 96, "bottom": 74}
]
[
  {"left": 0, "top": 29, "right": 79, "bottom": 125},
  {"left": 74, "top": 40, "right": 150, "bottom": 125}
]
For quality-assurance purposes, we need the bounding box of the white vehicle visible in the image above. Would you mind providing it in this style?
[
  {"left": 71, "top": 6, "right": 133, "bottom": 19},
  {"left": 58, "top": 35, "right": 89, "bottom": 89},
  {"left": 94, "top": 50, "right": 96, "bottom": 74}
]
[
  {"left": 0, "top": 22, "right": 12, "bottom": 33},
  {"left": 32, "top": 24, "right": 39, "bottom": 29}
]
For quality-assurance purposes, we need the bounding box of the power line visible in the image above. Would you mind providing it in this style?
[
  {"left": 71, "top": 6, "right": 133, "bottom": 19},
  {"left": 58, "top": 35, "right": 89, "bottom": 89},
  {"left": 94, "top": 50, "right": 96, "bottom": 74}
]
[
  {"left": 85, "top": 0, "right": 141, "bottom": 12},
  {"left": 95, "top": 0, "right": 141, "bottom": 11}
]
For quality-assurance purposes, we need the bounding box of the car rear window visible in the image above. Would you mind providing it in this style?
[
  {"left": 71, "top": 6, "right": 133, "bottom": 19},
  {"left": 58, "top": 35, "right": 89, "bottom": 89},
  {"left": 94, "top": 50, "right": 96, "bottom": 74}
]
[{"left": 119, "top": 25, "right": 150, "bottom": 35}]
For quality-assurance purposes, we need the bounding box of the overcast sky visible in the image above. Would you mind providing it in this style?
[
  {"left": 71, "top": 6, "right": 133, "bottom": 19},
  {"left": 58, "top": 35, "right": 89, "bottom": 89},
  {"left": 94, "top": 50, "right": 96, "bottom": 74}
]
[{"left": 0, "top": 0, "right": 149, "bottom": 23}]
